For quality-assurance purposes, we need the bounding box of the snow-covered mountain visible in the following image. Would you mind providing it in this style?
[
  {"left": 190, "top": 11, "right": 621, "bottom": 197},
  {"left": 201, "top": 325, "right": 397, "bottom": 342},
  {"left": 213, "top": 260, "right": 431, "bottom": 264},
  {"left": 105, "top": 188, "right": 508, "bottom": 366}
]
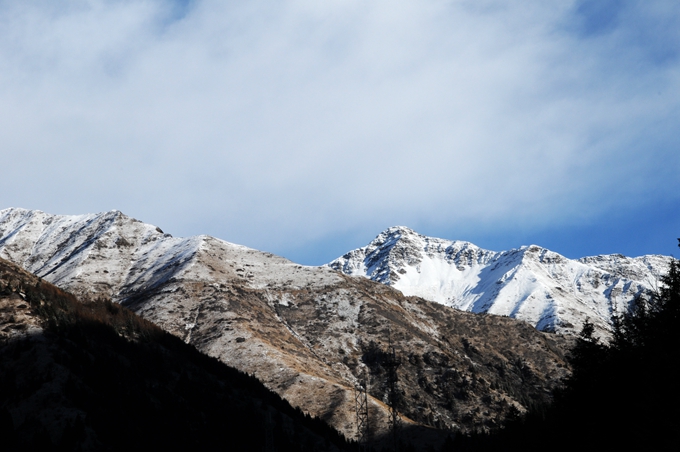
[
  {"left": 0, "top": 208, "right": 570, "bottom": 437},
  {"left": 328, "top": 226, "right": 670, "bottom": 335},
  {"left": 0, "top": 207, "right": 333, "bottom": 304}
]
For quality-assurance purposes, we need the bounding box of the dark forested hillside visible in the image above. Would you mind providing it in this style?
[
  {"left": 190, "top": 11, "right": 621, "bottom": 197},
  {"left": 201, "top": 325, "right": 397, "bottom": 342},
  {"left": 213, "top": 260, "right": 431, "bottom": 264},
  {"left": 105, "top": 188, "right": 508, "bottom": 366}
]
[
  {"left": 450, "top": 240, "right": 680, "bottom": 451},
  {"left": 0, "top": 258, "right": 352, "bottom": 451}
]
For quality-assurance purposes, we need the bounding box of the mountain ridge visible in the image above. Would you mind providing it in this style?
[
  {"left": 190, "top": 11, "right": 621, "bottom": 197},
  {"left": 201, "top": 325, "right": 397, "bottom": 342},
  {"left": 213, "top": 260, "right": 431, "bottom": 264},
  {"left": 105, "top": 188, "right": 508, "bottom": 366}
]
[{"left": 327, "top": 225, "right": 669, "bottom": 335}]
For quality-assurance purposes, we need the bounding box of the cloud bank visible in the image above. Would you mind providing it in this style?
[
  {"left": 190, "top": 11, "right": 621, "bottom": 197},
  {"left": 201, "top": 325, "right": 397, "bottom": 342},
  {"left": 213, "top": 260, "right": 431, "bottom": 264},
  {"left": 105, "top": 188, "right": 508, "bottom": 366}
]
[{"left": 1, "top": 0, "right": 679, "bottom": 262}]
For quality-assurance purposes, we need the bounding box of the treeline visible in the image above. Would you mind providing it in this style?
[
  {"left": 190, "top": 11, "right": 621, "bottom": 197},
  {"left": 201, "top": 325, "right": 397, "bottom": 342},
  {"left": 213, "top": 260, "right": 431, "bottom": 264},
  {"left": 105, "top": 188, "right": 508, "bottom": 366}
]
[{"left": 449, "top": 240, "right": 680, "bottom": 451}]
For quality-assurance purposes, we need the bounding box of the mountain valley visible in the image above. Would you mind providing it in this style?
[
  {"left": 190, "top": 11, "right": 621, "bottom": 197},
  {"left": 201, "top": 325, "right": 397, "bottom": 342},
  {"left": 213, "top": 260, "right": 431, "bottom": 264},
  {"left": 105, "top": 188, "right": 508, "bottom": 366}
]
[{"left": 1, "top": 208, "right": 640, "bottom": 443}]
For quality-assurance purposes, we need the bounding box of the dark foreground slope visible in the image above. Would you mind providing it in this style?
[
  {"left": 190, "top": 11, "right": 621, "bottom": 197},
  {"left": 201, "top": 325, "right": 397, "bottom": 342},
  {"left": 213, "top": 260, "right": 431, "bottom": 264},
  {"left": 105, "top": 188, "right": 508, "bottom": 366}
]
[{"left": 0, "top": 258, "right": 351, "bottom": 452}]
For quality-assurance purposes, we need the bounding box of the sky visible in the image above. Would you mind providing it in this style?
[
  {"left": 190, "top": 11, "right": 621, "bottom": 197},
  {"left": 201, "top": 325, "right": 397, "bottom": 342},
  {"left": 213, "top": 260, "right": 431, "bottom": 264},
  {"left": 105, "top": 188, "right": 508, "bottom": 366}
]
[{"left": 1, "top": 0, "right": 679, "bottom": 265}]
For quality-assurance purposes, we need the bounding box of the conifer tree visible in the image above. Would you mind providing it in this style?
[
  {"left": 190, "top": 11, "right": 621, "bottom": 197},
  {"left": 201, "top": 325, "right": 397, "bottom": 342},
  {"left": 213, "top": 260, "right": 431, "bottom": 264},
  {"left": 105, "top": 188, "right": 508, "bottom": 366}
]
[{"left": 555, "top": 239, "right": 680, "bottom": 450}]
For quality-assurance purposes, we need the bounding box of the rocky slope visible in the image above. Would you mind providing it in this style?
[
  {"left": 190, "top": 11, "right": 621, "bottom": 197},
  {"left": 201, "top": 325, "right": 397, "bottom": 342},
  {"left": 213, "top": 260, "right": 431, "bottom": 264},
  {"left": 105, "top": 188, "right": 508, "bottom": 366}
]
[
  {"left": 0, "top": 208, "right": 571, "bottom": 441},
  {"left": 328, "top": 226, "right": 670, "bottom": 336}
]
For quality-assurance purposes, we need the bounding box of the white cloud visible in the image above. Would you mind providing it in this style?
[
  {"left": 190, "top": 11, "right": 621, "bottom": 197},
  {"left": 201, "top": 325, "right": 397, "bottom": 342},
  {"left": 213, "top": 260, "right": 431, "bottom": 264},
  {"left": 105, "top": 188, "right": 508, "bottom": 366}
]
[{"left": 1, "top": 0, "right": 678, "bottom": 257}]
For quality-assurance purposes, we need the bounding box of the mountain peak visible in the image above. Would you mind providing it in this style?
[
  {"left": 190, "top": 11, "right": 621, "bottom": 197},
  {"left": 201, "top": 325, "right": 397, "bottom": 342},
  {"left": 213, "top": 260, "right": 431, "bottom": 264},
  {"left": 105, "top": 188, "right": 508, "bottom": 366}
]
[
  {"left": 329, "top": 229, "right": 670, "bottom": 336},
  {"left": 382, "top": 225, "right": 419, "bottom": 236}
]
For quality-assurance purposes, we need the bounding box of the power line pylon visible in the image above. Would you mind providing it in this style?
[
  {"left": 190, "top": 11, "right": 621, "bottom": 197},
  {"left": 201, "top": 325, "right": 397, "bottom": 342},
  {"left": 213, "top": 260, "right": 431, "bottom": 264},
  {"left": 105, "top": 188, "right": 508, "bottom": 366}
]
[
  {"left": 383, "top": 333, "right": 401, "bottom": 451},
  {"left": 355, "top": 369, "right": 370, "bottom": 448}
]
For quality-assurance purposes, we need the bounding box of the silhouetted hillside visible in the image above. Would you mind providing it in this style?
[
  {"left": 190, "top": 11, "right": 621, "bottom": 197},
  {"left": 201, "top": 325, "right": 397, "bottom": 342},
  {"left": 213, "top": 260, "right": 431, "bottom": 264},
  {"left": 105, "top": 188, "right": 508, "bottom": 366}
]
[{"left": 0, "top": 258, "right": 352, "bottom": 451}]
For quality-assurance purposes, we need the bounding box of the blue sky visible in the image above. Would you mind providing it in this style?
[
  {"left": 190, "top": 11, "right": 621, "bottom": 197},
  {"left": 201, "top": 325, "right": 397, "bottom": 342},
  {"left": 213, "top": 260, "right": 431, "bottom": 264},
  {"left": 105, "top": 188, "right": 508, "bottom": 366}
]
[{"left": 1, "top": 0, "right": 678, "bottom": 264}]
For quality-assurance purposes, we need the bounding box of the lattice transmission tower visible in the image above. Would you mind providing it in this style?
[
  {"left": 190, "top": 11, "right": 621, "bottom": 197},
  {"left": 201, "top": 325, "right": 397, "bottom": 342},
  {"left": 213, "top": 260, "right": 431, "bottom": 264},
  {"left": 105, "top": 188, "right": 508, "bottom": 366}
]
[
  {"left": 354, "top": 369, "right": 370, "bottom": 447},
  {"left": 383, "top": 333, "right": 402, "bottom": 450}
]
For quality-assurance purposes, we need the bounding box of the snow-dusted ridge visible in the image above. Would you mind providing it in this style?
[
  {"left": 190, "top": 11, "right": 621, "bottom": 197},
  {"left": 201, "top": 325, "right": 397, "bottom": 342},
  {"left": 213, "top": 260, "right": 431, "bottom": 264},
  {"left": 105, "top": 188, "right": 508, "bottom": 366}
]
[
  {"left": 0, "top": 208, "right": 196, "bottom": 298},
  {"left": 0, "top": 207, "right": 333, "bottom": 302},
  {"left": 1, "top": 209, "right": 670, "bottom": 337},
  {"left": 327, "top": 226, "right": 671, "bottom": 335},
  {"left": 1, "top": 209, "right": 669, "bottom": 337}
]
